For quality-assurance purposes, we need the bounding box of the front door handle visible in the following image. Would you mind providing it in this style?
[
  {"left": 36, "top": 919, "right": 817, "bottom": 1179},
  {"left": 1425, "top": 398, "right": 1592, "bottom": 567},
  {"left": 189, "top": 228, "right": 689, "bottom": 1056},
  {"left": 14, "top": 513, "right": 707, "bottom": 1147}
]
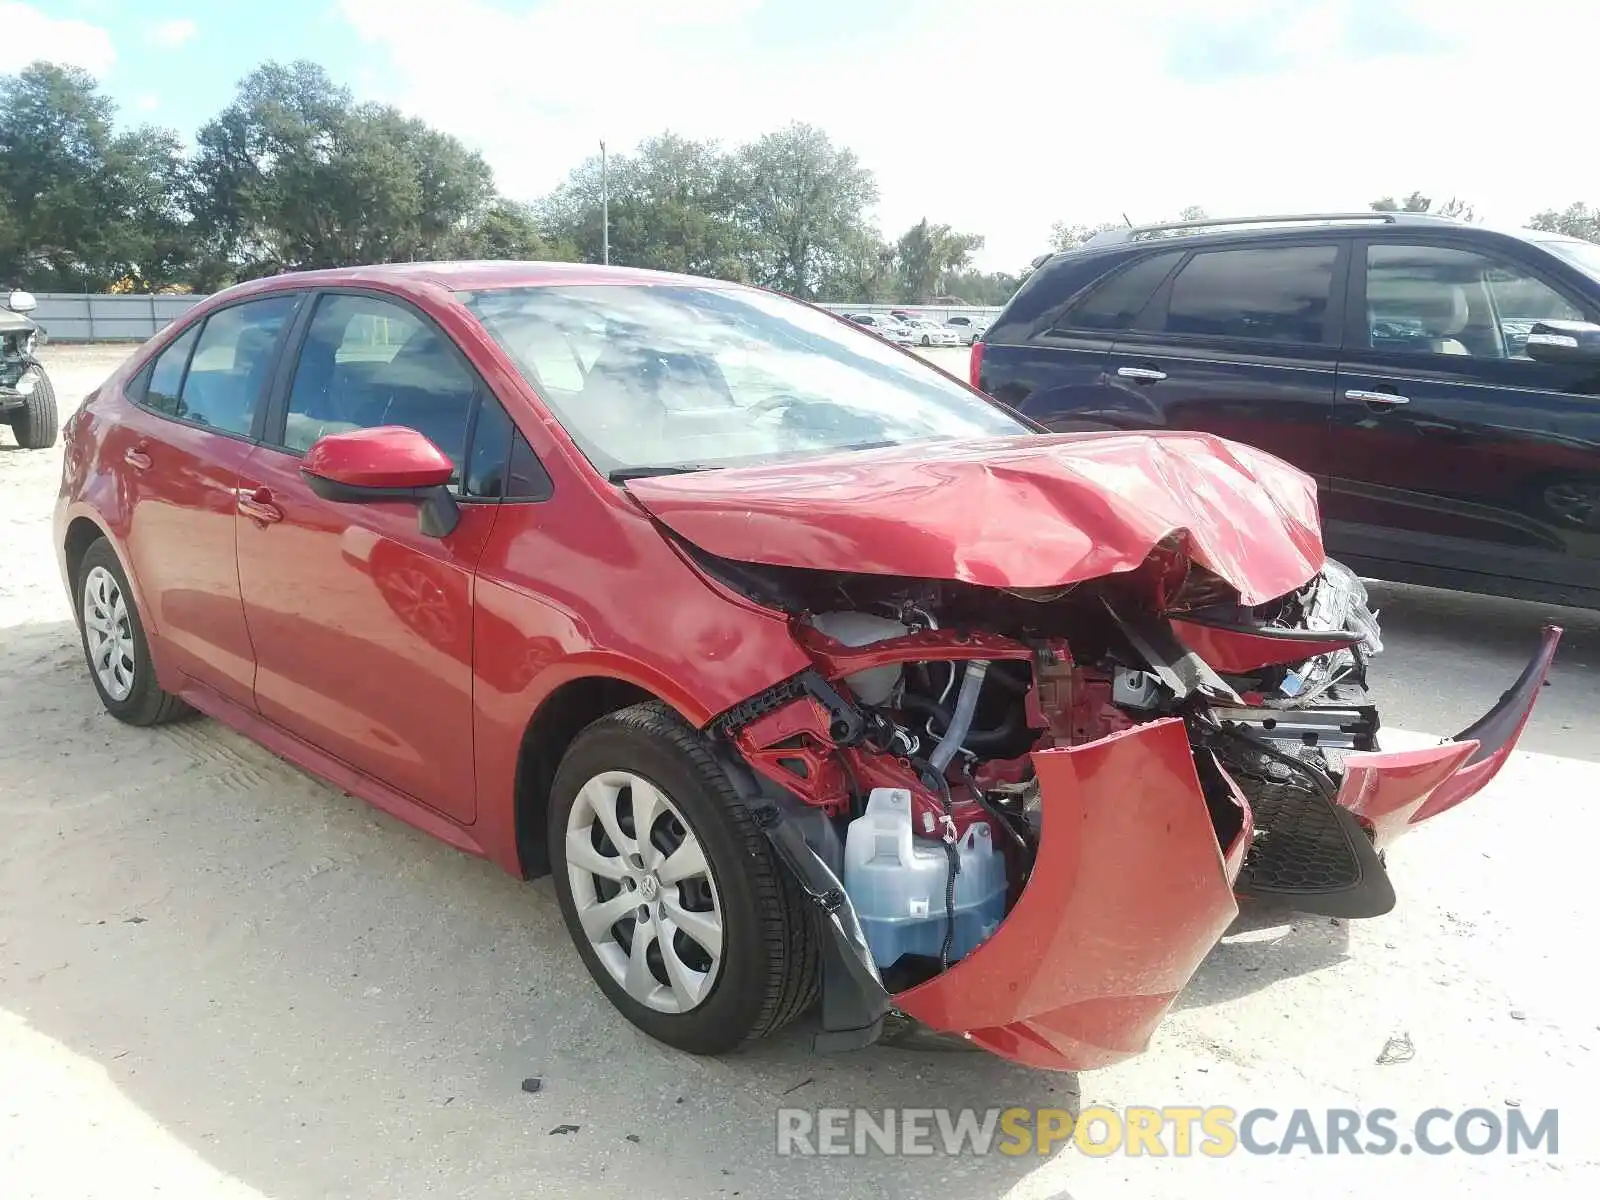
[
  {"left": 1345, "top": 389, "right": 1410, "bottom": 406},
  {"left": 124, "top": 447, "right": 152, "bottom": 471},
  {"left": 1117, "top": 366, "right": 1168, "bottom": 382},
  {"left": 237, "top": 486, "right": 284, "bottom": 525}
]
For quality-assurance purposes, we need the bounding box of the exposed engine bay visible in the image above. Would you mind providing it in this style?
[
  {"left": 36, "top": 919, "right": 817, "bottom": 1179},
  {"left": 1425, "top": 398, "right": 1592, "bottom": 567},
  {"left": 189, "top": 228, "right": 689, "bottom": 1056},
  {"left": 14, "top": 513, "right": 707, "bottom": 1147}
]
[
  {"left": 690, "top": 534, "right": 1559, "bottom": 1056},
  {"left": 704, "top": 543, "right": 1376, "bottom": 955}
]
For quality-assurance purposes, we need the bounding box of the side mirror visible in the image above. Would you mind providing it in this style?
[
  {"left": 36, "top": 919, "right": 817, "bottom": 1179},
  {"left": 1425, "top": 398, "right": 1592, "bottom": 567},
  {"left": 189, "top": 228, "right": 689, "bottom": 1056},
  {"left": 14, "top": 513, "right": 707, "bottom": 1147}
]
[
  {"left": 301, "top": 426, "right": 461, "bottom": 537},
  {"left": 7, "top": 289, "right": 36, "bottom": 314},
  {"left": 1525, "top": 319, "right": 1600, "bottom": 366}
]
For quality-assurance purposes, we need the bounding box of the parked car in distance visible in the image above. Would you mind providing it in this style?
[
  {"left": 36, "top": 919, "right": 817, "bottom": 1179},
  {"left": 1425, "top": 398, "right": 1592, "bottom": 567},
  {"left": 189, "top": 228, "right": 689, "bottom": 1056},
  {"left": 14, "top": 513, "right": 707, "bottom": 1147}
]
[
  {"left": 942, "top": 314, "right": 988, "bottom": 344},
  {"left": 899, "top": 318, "right": 961, "bottom": 347},
  {"left": 975, "top": 211, "right": 1600, "bottom": 609},
  {"left": 1, "top": 288, "right": 57, "bottom": 449},
  {"left": 848, "top": 312, "right": 917, "bottom": 345},
  {"left": 52, "top": 260, "right": 1556, "bottom": 1075}
]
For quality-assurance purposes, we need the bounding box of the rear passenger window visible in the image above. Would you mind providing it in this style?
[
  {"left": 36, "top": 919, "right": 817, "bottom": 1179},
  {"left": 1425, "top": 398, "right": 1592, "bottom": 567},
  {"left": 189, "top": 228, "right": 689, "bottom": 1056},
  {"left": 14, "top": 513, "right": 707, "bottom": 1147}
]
[
  {"left": 1162, "top": 246, "right": 1338, "bottom": 344},
  {"left": 140, "top": 324, "right": 200, "bottom": 416},
  {"left": 1062, "top": 251, "right": 1182, "bottom": 331}
]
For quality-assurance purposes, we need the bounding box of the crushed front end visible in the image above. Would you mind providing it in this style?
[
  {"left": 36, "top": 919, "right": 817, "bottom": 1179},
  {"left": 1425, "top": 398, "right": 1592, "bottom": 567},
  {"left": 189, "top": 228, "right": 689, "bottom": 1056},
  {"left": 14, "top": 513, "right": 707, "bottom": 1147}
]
[{"left": 696, "top": 544, "right": 1561, "bottom": 1072}]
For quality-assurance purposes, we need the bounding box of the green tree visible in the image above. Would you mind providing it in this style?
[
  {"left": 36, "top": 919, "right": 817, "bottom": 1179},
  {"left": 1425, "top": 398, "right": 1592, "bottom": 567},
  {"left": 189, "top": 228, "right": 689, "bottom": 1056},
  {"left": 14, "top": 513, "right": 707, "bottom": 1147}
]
[
  {"left": 539, "top": 133, "right": 753, "bottom": 278},
  {"left": 730, "top": 123, "right": 879, "bottom": 299},
  {"left": 190, "top": 61, "right": 497, "bottom": 281},
  {"left": 893, "top": 218, "right": 984, "bottom": 302},
  {"left": 0, "top": 61, "right": 192, "bottom": 290},
  {"left": 1371, "top": 192, "right": 1475, "bottom": 220},
  {"left": 1528, "top": 202, "right": 1600, "bottom": 242}
]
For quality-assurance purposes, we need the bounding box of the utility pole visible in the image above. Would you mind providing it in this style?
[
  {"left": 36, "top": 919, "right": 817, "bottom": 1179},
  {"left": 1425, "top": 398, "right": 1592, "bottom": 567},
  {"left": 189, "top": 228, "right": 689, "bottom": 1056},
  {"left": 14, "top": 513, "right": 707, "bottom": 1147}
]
[{"left": 600, "top": 139, "right": 609, "bottom": 266}]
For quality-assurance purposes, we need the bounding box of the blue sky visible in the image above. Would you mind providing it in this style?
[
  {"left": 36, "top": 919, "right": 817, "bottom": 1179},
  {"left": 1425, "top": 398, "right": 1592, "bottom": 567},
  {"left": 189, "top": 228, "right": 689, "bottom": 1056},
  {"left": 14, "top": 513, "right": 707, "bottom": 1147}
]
[{"left": 16, "top": 0, "right": 1600, "bottom": 272}]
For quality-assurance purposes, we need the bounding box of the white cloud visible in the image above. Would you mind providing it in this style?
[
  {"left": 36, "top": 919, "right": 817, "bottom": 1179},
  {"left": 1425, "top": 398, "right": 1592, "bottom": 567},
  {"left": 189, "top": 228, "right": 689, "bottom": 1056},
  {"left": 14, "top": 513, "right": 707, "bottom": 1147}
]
[
  {"left": 339, "top": 0, "right": 1600, "bottom": 273},
  {"left": 147, "top": 18, "right": 199, "bottom": 49},
  {"left": 5, "top": 1, "right": 115, "bottom": 75}
]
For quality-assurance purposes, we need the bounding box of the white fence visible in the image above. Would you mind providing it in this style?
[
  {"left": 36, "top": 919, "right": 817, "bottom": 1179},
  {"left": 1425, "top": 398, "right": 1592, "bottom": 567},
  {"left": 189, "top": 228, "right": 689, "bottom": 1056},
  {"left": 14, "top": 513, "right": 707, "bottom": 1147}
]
[{"left": 32, "top": 293, "right": 1005, "bottom": 343}]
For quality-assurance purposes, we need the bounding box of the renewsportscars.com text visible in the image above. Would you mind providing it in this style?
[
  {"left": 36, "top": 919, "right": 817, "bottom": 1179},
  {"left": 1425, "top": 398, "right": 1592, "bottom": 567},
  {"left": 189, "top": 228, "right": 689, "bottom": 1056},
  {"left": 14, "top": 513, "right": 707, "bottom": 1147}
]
[{"left": 774, "top": 1105, "right": 1559, "bottom": 1157}]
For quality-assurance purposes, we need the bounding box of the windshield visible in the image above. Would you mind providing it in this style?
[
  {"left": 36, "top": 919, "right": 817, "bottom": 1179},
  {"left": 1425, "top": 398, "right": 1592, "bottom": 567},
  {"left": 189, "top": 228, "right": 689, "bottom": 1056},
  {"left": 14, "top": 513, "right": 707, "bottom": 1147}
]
[
  {"left": 458, "top": 284, "right": 1026, "bottom": 475},
  {"left": 1540, "top": 237, "right": 1600, "bottom": 284}
]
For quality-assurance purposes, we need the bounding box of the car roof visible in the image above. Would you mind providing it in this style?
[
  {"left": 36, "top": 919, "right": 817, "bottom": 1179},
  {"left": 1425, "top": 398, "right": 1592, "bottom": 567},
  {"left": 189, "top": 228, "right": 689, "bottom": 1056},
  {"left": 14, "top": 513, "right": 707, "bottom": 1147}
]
[
  {"left": 218, "top": 259, "right": 739, "bottom": 297},
  {"left": 1032, "top": 213, "right": 1591, "bottom": 273}
]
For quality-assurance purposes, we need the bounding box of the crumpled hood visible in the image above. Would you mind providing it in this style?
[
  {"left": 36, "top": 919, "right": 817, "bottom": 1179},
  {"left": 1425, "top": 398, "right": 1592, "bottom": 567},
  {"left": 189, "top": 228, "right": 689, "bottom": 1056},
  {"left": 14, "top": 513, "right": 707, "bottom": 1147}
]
[{"left": 623, "top": 431, "right": 1325, "bottom": 606}]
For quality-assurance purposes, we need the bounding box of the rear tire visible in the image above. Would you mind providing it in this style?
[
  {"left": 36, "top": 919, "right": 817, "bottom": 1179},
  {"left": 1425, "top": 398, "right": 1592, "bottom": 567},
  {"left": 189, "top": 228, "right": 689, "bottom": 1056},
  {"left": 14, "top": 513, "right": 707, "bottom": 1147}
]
[
  {"left": 9, "top": 372, "right": 58, "bottom": 449},
  {"left": 548, "top": 701, "right": 820, "bottom": 1054},
  {"left": 75, "top": 539, "right": 189, "bottom": 726}
]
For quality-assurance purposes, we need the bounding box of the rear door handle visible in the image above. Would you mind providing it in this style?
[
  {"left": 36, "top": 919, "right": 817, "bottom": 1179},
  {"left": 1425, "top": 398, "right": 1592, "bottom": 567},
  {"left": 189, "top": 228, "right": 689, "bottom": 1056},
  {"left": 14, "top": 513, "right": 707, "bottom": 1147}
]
[
  {"left": 237, "top": 487, "right": 284, "bottom": 525},
  {"left": 1117, "top": 366, "right": 1168, "bottom": 382},
  {"left": 1345, "top": 389, "right": 1410, "bottom": 406},
  {"left": 124, "top": 448, "right": 152, "bottom": 471}
]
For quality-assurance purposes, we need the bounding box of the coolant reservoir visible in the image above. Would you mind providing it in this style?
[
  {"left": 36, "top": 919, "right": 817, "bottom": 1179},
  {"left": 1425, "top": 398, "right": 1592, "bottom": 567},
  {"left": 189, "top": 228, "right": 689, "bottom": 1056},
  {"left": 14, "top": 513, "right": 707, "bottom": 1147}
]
[
  {"left": 842, "top": 787, "right": 1007, "bottom": 969},
  {"left": 807, "top": 611, "right": 909, "bottom": 704}
]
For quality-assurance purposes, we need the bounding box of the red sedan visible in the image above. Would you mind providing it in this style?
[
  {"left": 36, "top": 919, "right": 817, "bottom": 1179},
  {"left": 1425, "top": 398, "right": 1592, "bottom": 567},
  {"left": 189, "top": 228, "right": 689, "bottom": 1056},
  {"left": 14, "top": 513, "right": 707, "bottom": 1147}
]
[{"left": 54, "top": 262, "right": 1559, "bottom": 1071}]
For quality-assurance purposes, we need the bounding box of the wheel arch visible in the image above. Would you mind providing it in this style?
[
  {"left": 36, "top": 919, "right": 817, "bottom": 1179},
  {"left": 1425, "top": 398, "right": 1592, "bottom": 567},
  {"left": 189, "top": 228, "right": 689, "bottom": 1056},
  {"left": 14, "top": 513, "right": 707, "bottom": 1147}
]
[
  {"left": 512, "top": 674, "right": 676, "bottom": 879},
  {"left": 63, "top": 515, "right": 115, "bottom": 614}
]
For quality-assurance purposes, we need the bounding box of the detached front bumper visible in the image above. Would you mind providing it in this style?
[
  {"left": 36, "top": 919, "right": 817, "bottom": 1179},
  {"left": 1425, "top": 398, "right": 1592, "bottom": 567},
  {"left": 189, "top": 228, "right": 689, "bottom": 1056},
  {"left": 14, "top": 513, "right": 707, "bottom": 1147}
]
[
  {"left": 894, "top": 718, "right": 1245, "bottom": 1071},
  {"left": 882, "top": 626, "right": 1562, "bottom": 1073},
  {"left": 1330, "top": 623, "right": 1562, "bottom": 849}
]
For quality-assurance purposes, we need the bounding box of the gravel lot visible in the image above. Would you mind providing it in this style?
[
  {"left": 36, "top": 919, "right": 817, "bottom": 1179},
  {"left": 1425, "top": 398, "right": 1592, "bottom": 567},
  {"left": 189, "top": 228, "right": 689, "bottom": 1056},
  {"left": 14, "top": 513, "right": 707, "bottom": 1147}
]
[{"left": 3, "top": 344, "right": 1597, "bottom": 1199}]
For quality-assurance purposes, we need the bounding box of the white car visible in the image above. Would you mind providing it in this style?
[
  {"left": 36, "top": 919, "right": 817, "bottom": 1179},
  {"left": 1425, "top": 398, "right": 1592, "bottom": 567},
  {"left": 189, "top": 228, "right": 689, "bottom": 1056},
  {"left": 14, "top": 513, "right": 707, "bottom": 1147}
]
[
  {"left": 898, "top": 318, "right": 962, "bottom": 347},
  {"left": 848, "top": 313, "right": 918, "bottom": 345},
  {"left": 941, "top": 314, "right": 989, "bottom": 344}
]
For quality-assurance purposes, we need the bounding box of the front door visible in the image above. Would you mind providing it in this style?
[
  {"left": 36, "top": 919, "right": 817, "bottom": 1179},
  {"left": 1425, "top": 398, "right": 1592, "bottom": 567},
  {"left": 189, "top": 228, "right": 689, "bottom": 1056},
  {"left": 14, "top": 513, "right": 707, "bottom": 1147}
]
[
  {"left": 1328, "top": 239, "right": 1600, "bottom": 594},
  {"left": 234, "top": 290, "right": 503, "bottom": 823}
]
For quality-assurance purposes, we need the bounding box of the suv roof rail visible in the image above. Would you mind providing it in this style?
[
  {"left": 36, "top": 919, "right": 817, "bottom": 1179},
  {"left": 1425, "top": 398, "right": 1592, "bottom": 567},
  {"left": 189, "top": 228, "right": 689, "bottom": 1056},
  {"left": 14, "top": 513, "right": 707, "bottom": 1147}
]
[{"left": 1078, "top": 211, "right": 1459, "bottom": 249}]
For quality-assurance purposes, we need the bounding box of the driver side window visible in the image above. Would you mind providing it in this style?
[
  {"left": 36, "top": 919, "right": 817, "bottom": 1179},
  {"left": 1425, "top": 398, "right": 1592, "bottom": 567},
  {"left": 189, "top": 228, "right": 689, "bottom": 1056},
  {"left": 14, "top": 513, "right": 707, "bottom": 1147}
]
[{"left": 279, "top": 293, "right": 477, "bottom": 476}]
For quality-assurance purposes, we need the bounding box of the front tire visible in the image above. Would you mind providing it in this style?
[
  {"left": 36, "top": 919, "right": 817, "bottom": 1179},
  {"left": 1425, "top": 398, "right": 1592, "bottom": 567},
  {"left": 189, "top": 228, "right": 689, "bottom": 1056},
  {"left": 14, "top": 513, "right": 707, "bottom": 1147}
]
[
  {"left": 76, "top": 539, "right": 188, "bottom": 725},
  {"left": 548, "top": 702, "right": 820, "bottom": 1054},
  {"left": 8, "top": 372, "right": 57, "bottom": 449}
]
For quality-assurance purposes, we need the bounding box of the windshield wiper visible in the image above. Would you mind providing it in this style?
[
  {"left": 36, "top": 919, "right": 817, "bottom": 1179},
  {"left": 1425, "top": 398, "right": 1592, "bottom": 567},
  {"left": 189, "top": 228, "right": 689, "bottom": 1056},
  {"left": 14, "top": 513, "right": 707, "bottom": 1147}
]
[{"left": 607, "top": 464, "right": 721, "bottom": 482}]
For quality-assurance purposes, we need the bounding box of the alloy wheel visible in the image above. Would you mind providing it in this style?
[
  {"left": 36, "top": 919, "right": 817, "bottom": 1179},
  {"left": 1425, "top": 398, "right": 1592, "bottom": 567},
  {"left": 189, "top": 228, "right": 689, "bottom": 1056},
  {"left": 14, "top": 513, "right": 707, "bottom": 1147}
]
[
  {"left": 564, "top": 770, "right": 724, "bottom": 1014},
  {"left": 82, "top": 564, "right": 135, "bottom": 701}
]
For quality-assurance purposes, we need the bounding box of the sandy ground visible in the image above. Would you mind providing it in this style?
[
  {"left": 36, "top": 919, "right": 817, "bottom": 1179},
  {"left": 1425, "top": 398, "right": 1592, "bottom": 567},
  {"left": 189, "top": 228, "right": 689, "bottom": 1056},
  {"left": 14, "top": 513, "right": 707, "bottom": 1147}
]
[{"left": 3, "top": 344, "right": 1598, "bottom": 1199}]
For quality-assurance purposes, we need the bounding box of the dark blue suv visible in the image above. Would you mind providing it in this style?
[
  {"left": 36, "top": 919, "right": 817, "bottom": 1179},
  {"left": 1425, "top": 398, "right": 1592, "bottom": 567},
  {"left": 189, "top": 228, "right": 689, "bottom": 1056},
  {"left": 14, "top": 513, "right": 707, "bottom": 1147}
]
[{"left": 974, "top": 212, "right": 1600, "bottom": 608}]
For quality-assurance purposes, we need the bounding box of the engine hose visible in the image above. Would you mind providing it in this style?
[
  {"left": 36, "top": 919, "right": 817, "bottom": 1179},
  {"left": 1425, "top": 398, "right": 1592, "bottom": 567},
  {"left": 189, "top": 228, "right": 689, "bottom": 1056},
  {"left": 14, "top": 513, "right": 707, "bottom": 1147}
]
[
  {"left": 930, "top": 660, "right": 989, "bottom": 773},
  {"left": 900, "top": 692, "right": 1025, "bottom": 751}
]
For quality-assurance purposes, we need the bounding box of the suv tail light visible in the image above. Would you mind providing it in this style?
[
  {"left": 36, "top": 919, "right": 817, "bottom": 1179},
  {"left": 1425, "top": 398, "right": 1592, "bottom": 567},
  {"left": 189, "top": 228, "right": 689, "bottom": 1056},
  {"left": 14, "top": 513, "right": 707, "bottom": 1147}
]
[{"left": 968, "top": 340, "right": 984, "bottom": 391}]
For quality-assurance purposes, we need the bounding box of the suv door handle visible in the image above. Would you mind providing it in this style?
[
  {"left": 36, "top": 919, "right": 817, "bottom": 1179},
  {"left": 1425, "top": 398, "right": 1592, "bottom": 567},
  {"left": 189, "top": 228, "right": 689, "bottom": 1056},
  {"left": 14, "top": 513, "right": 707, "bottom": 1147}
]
[
  {"left": 237, "top": 486, "right": 284, "bottom": 525},
  {"left": 124, "top": 447, "right": 152, "bottom": 471},
  {"left": 1117, "top": 366, "right": 1167, "bottom": 382},
  {"left": 1345, "top": 389, "right": 1410, "bottom": 406}
]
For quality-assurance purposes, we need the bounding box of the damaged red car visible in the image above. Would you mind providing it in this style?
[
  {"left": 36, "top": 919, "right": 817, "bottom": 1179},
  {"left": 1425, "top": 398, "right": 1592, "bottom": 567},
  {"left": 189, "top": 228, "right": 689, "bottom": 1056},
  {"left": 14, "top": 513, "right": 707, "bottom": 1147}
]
[{"left": 55, "top": 263, "right": 1562, "bottom": 1072}]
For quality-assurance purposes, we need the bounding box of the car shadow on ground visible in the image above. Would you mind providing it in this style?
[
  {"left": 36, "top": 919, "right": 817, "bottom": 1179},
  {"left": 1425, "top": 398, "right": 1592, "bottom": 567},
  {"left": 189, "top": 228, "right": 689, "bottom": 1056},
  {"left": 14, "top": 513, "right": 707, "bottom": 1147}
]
[{"left": 2, "top": 616, "right": 1096, "bottom": 1200}]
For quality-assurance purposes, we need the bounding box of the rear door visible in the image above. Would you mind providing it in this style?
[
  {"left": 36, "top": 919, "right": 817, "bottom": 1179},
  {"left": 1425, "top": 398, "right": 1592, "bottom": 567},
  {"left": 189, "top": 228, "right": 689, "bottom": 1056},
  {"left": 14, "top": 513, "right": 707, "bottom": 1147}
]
[
  {"left": 988, "top": 249, "right": 1187, "bottom": 428},
  {"left": 1103, "top": 240, "right": 1347, "bottom": 476},
  {"left": 1328, "top": 237, "right": 1600, "bottom": 595},
  {"left": 112, "top": 294, "right": 303, "bottom": 708}
]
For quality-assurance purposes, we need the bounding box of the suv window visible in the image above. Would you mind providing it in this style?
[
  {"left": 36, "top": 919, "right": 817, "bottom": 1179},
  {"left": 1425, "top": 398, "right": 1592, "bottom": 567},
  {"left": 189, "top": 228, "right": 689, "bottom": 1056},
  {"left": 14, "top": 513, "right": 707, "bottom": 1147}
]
[
  {"left": 1366, "top": 243, "right": 1585, "bottom": 359},
  {"left": 1062, "top": 250, "right": 1183, "bottom": 331},
  {"left": 1162, "top": 245, "right": 1338, "bottom": 344},
  {"left": 142, "top": 297, "right": 297, "bottom": 434},
  {"left": 281, "top": 293, "right": 478, "bottom": 467}
]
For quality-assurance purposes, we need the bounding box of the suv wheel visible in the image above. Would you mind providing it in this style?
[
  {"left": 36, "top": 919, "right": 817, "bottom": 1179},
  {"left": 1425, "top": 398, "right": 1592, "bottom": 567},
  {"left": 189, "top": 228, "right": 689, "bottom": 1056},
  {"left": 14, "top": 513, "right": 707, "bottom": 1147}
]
[
  {"left": 7, "top": 374, "right": 57, "bottom": 449},
  {"left": 548, "top": 702, "right": 820, "bottom": 1054}
]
